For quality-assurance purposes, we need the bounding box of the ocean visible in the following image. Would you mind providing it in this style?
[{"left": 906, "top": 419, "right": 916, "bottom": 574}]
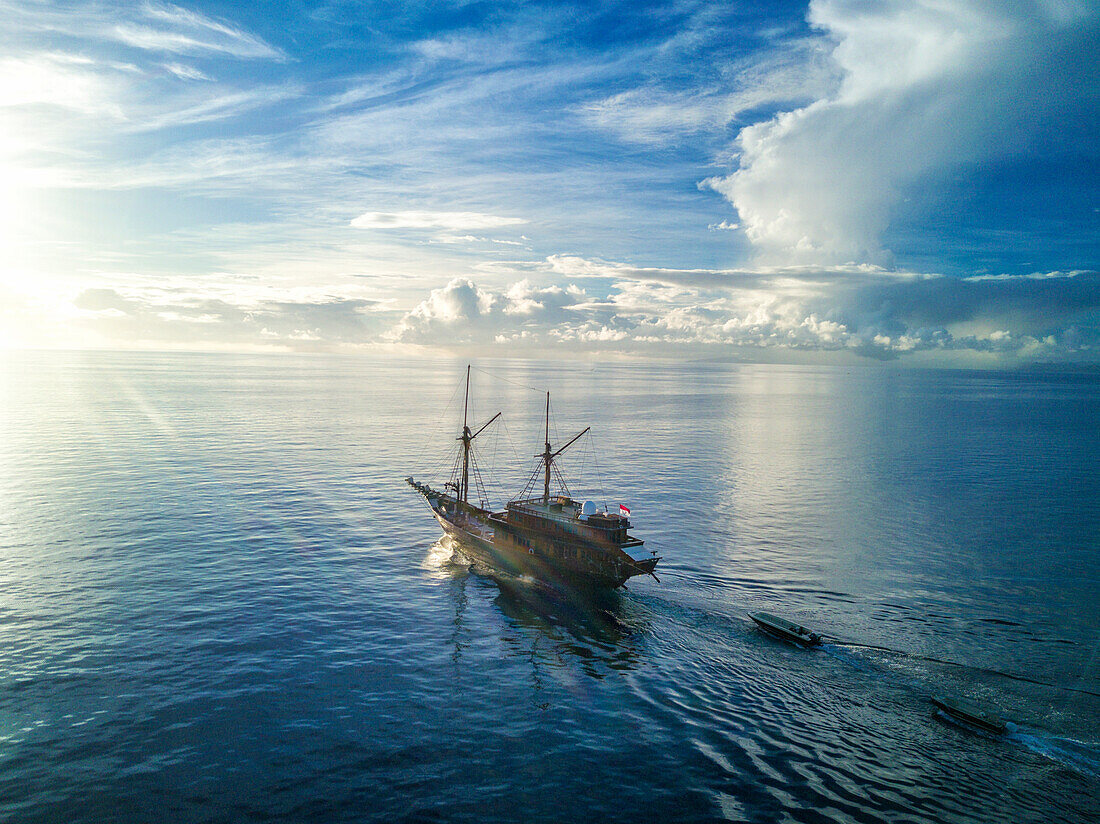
[{"left": 1, "top": 350, "right": 1098, "bottom": 823}]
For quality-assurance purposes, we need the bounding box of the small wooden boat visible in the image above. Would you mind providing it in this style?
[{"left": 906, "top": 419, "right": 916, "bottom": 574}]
[
  {"left": 931, "top": 695, "right": 1008, "bottom": 735},
  {"left": 749, "top": 612, "right": 822, "bottom": 646}
]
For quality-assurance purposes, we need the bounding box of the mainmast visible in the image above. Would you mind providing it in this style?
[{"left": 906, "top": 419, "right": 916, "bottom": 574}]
[
  {"left": 539, "top": 389, "right": 589, "bottom": 504},
  {"left": 461, "top": 365, "right": 472, "bottom": 504},
  {"left": 542, "top": 392, "right": 551, "bottom": 503},
  {"left": 457, "top": 365, "right": 501, "bottom": 505}
]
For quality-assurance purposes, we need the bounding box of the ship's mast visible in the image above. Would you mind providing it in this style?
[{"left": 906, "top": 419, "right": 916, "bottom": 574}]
[
  {"left": 538, "top": 389, "right": 590, "bottom": 504},
  {"left": 542, "top": 391, "right": 551, "bottom": 503},
  {"left": 456, "top": 365, "right": 501, "bottom": 506},
  {"left": 461, "top": 365, "right": 472, "bottom": 503}
]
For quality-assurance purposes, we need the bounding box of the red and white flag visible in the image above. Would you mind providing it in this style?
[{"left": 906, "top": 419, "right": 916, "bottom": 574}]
[{"left": 619, "top": 504, "right": 631, "bottom": 515}]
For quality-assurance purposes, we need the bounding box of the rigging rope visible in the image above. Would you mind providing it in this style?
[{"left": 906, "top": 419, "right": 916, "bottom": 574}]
[
  {"left": 516, "top": 461, "right": 543, "bottom": 500},
  {"left": 481, "top": 421, "right": 503, "bottom": 506},
  {"left": 414, "top": 365, "right": 608, "bottom": 508},
  {"left": 591, "top": 438, "right": 608, "bottom": 511},
  {"left": 447, "top": 447, "right": 463, "bottom": 491},
  {"left": 410, "top": 377, "right": 464, "bottom": 476},
  {"left": 552, "top": 461, "right": 571, "bottom": 499},
  {"left": 497, "top": 415, "right": 523, "bottom": 466},
  {"left": 469, "top": 450, "right": 491, "bottom": 509},
  {"left": 471, "top": 365, "right": 544, "bottom": 394}
]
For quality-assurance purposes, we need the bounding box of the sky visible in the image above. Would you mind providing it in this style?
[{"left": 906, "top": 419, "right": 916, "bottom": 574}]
[{"left": 1, "top": 0, "right": 1097, "bottom": 366}]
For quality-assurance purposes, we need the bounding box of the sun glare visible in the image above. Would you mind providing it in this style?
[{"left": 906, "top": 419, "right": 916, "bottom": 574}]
[
  {"left": 0, "top": 126, "right": 29, "bottom": 262},
  {"left": 0, "top": 179, "right": 17, "bottom": 253}
]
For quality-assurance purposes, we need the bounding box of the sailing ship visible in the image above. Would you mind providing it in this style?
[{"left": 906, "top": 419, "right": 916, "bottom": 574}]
[{"left": 406, "top": 366, "right": 661, "bottom": 590}]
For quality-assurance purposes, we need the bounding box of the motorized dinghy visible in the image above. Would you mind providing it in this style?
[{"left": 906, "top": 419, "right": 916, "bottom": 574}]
[
  {"left": 749, "top": 612, "right": 822, "bottom": 646},
  {"left": 931, "top": 695, "right": 1008, "bottom": 735}
]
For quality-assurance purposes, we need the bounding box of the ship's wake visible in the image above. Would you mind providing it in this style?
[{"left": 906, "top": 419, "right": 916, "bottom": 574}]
[{"left": 1008, "top": 730, "right": 1100, "bottom": 778}]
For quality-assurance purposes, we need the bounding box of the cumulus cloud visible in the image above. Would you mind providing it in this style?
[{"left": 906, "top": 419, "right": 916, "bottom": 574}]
[
  {"left": 350, "top": 211, "right": 528, "bottom": 231},
  {"left": 73, "top": 287, "right": 138, "bottom": 313},
  {"left": 57, "top": 260, "right": 1100, "bottom": 364},
  {"left": 62, "top": 256, "right": 1099, "bottom": 363},
  {"left": 389, "top": 261, "right": 1100, "bottom": 363},
  {"left": 706, "top": 0, "right": 1100, "bottom": 263},
  {"left": 391, "top": 278, "right": 588, "bottom": 344}
]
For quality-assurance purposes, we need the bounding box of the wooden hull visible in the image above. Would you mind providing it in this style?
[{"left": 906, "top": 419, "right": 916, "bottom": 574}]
[
  {"left": 931, "top": 696, "right": 1007, "bottom": 734},
  {"left": 427, "top": 500, "right": 653, "bottom": 591}
]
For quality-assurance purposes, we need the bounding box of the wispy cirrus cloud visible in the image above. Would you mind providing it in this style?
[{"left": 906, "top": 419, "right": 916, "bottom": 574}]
[
  {"left": 46, "top": 136, "right": 321, "bottom": 192},
  {"left": 124, "top": 84, "right": 303, "bottom": 132},
  {"left": 4, "top": 1, "right": 286, "bottom": 61},
  {"left": 161, "top": 61, "right": 213, "bottom": 81},
  {"left": 0, "top": 5, "right": 292, "bottom": 185},
  {"left": 69, "top": 283, "right": 395, "bottom": 350},
  {"left": 581, "top": 38, "right": 837, "bottom": 145},
  {"left": 351, "top": 211, "right": 527, "bottom": 231},
  {"left": 132, "top": 2, "right": 283, "bottom": 58},
  {"left": 0, "top": 53, "right": 125, "bottom": 114}
]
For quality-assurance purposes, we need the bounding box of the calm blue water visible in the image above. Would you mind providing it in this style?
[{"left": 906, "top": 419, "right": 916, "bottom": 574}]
[{"left": 1, "top": 351, "right": 1098, "bottom": 823}]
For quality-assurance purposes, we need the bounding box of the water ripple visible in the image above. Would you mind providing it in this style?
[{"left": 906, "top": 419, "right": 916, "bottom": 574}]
[{"left": 1, "top": 353, "right": 1098, "bottom": 822}]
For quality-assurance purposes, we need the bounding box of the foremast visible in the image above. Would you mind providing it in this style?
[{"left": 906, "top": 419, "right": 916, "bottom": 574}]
[{"left": 457, "top": 365, "right": 501, "bottom": 506}]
